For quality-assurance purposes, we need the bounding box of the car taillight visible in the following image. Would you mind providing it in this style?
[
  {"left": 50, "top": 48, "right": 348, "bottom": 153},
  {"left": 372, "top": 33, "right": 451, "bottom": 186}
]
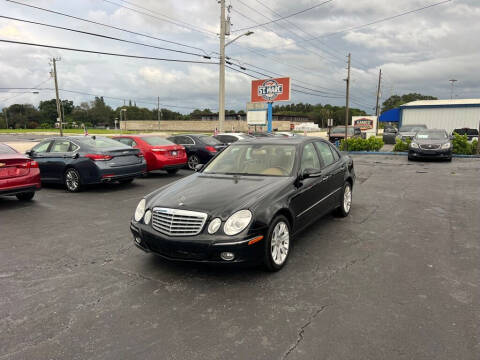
[
  {"left": 29, "top": 160, "right": 39, "bottom": 168},
  {"left": 205, "top": 146, "right": 217, "bottom": 153},
  {"left": 85, "top": 154, "right": 113, "bottom": 161}
]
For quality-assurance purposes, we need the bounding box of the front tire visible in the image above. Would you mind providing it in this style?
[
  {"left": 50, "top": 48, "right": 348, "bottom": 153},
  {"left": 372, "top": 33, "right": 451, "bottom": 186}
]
[
  {"left": 187, "top": 155, "right": 199, "bottom": 170},
  {"left": 16, "top": 192, "right": 35, "bottom": 201},
  {"left": 263, "top": 215, "right": 291, "bottom": 272},
  {"left": 64, "top": 168, "right": 81, "bottom": 192},
  {"left": 166, "top": 169, "right": 178, "bottom": 175},
  {"left": 335, "top": 182, "right": 352, "bottom": 217}
]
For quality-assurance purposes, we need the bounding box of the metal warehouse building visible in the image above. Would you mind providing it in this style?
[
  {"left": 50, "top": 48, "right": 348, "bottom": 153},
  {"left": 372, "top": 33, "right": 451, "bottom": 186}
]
[{"left": 399, "top": 99, "right": 480, "bottom": 133}]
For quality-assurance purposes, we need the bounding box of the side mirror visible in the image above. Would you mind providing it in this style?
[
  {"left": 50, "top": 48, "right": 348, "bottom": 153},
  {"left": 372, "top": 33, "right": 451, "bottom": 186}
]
[
  {"left": 194, "top": 164, "right": 204, "bottom": 172},
  {"left": 72, "top": 153, "right": 79, "bottom": 159},
  {"left": 25, "top": 150, "right": 33, "bottom": 156},
  {"left": 300, "top": 168, "right": 321, "bottom": 180}
]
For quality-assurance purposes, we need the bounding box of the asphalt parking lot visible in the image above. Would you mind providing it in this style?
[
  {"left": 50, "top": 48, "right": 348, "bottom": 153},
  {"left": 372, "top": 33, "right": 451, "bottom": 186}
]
[{"left": 1, "top": 155, "right": 479, "bottom": 360}]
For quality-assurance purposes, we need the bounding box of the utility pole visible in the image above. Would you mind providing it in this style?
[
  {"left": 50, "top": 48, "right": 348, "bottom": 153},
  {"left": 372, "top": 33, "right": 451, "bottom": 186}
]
[
  {"left": 375, "top": 68, "right": 382, "bottom": 135},
  {"left": 51, "top": 57, "right": 63, "bottom": 136},
  {"left": 344, "top": 53, "right": 351, "bottom": 148},
  {"left": 157, "top": 96, "right": 160, "bottom": 129},
  {"left": 449, "top": 79, "right": 457, "bottom": 99},
  {"left": 218, "top": 0, "right": 226, "bottom": 132}
]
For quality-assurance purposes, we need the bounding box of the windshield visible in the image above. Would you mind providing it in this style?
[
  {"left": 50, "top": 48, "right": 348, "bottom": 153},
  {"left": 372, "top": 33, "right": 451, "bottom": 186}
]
[
  {"left": 415, "top": 131, "right": 447, "bottom": 140},
  {"left": 142, "top": 136, "right": 174, "bottom": 146},
  {"left": 400, "top": 125, "right": 426, "bottom": 133},
  {"left": 203, "top": 144, "right": 296, "bottom": 176},
  {"left": 332, "top": 127, "right": 354, "bottom": 134},
  {"left": 77, "top": 137, "right": 127, "bottom": 148},
  {"left": 198, "top": 136, "right": 222, "bottom": 145}
]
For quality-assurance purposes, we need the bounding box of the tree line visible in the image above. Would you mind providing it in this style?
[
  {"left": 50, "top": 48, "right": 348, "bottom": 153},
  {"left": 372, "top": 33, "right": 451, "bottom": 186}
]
[{"left": 0, "top": 93, "right": 435, "bottom": 129}]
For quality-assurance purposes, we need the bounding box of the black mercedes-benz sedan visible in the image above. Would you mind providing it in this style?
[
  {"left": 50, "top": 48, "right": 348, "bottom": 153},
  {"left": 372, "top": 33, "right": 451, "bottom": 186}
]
[
  {"left": 27, "top": 136, "right": 147, "bottom": 192},
  {"left": 131, "top": 137, "right": 355, "bottom": 271},
  {"left": 408, "top": 129, "right": 452, "bottom": 161}
]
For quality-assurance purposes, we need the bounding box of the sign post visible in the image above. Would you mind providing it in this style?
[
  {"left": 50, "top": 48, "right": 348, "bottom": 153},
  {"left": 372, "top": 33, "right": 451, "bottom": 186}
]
[{"left": 251, "top": 77, "right": 290, "bottom": 133}]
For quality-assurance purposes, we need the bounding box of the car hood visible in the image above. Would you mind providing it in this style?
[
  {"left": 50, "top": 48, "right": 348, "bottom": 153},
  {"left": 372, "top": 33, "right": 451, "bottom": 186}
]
[
  {"left": 145, "top": 173, "right": 292, "bottom": 218},
  {"left": 413, "top": 139, "right": 449, "bottom": 145}
]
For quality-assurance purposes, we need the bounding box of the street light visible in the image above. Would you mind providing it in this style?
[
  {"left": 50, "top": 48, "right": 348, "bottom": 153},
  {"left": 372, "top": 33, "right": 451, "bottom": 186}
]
[{"left": 218, "top": 25, "right": 254, "bottom": 133}]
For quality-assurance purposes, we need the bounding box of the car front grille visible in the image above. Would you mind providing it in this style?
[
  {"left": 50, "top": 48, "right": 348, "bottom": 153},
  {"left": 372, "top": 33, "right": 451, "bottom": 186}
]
[
  {"left": 152, "top": 207, "right": 207, "bottom": 236},
  {"left": 420, "top": 144, "right": 440, "bottom": 150}
]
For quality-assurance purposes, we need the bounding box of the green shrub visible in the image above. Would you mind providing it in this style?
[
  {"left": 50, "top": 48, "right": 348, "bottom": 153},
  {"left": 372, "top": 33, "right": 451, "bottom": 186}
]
[
  {"left": 40, "top": 123, "right": 51, "bottom": 129},
  {"left": 472, "top": 139, "right": 478, "bottom": 155},
  {"left": 452, "top": 133, "right": 474, "bottom": 155},
  {"left": 393, "top": 138, "right": 411, "bottom": 152},
  {"left": 339, "top": 136, "right": 384, "bottom": 152}
]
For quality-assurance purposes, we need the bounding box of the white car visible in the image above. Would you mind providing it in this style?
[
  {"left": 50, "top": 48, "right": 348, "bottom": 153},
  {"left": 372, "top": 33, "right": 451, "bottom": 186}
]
[{"left": 213, "top": 133, "right": 254, "bottom": 145}]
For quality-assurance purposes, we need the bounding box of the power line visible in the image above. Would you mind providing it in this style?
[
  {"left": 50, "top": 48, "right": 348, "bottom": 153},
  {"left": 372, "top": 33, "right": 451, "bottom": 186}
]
[
  {"left": 232, "top": 0, "right": 334, "bottom": 32},
  {"left": 302, "top": 0, "right": 452, "bottom": 42},
  {"left": 0, "top": 78, "right": 51, "bottom": 102},
  {"left": 5, "top": 0, "right": 212, "bottom": 56},
  {"left": 0, "top": 39, "right": 218, "bottom": 64},
  {"left": 102, "top": 0, "right": 216, "bottom": 36},
  {"left": 0, "top": 15, "right": 212, "bottom": 59}
]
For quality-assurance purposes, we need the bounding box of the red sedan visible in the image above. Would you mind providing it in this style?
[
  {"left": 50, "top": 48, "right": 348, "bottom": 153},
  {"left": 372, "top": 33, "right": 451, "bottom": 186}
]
[
  {"left": 0, "top": 143, "right": 41, "bottom": 200},
  {"left": 113, "top": 135, "right": 187, "bottom": 174}
]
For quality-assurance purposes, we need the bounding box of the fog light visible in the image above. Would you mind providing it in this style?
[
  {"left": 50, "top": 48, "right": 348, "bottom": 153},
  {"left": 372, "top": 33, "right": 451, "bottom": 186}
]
[
  {"left": 220, "top": 252, "right": 235, "bottom": 261},
  {"left": 135, "top": 237, "right": 141, "bottom": 244}
]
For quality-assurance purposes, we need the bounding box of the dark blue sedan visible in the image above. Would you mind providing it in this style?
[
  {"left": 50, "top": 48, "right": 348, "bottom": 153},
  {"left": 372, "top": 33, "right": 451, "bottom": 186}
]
[
  {"left": 27, "top": 136, "right": 146, "bottom": 192},
  {"left": 167, "top": 134, "right": 226, "bottom": 170}
]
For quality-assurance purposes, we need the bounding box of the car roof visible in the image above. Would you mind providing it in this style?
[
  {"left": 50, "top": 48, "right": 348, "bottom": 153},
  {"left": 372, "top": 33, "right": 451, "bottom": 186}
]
[{"left": 235, "top": 136, "right": 317, "bottom": 145}]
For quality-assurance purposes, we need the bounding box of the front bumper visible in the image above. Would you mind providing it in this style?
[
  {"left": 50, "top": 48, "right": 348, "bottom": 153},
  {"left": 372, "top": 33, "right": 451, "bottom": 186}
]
[
  {"left": 130, "top": 221, "right": 266, "bottom": 264},
  {"left": 409, "top": 147, "right": 452, "bottom": 159}
]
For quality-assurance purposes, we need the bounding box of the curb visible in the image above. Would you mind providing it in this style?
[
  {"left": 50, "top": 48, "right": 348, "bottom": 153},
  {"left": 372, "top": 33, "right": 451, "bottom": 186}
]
[{"left": 344, "top": 151, "right": 480, "bottom": 158}]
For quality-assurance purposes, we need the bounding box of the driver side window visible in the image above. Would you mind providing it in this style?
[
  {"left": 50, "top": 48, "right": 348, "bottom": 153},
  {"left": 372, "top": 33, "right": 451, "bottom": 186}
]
[{"left": 300, "top": 143, "right": 321, "bottom": 172}]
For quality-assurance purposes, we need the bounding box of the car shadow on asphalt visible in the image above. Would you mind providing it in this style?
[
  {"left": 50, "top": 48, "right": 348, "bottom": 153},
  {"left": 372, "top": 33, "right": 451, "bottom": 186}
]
[
  {"left": 0, "top": 196, "right": 43, "bottom": 210},
  {"left": 39, "top": 180, "right": 146, "bottom": 194}
]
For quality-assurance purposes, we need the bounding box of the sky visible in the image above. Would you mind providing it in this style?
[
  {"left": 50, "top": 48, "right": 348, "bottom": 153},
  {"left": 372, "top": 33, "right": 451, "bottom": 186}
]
[{"left": 0, "top": 0, "right": 479, "bottom": 114}]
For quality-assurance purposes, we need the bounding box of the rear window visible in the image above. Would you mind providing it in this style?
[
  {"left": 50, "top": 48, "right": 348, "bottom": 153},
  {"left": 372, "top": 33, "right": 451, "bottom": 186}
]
[
  {"left": 77, "top": 137, "right": 126, "bottom": 148},
  {"left": 198, "top": 136, "right": 222, "bottom": 145},
  {"left": 142, "top": 137, "right": 174, "bottom": 146},
  {"left": 0, "top": 143, "right": 16, "bottom": 154}
]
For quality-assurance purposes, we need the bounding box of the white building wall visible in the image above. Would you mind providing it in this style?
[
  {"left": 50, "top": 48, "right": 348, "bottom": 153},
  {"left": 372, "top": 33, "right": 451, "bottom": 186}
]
[{"left": 401, "top": 107, "right": 480, "bottom": 133}]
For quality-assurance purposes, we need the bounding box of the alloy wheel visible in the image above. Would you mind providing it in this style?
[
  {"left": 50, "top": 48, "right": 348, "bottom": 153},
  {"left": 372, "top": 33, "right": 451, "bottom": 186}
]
[
  {"left": 271, "top": 221, "right": 290, "bottom": 266},
  {"left": 188, "top": 155, "right": 199, "bottom": 170},
  {"left": 65, "top": 169, "right": 80, "bottom": 192},
  {"left": 343, "top": 184, "right": 352, "bottom": 213}
]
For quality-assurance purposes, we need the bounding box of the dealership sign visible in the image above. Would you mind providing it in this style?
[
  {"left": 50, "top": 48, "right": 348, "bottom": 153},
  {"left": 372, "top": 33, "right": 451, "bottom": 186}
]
[
  {"left": 353, "top": 117, "right": 374, "bottom": 130},
  {"left": 251, "top": 77, "right": 291, "bottom": 103}
]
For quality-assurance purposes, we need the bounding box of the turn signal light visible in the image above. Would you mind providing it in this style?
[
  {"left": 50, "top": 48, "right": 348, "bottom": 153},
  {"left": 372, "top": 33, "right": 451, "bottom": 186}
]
[
  {"left": 29, "top": 161, "right": 39, "bottom": 168},
  {"left": 248, "top": 236, "right": 264, "bottom": 245},
  {"left": 205, "top": 146, "right": 217, "bottom": 153},
  {"left": 85, "top": 154, "right": 113, "bottom": 161}
]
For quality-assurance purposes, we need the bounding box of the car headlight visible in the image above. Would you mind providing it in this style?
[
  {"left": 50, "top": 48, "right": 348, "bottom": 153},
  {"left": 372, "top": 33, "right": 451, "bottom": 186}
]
[
  {"left": 144, "top": 210, "right": 152, "bottom": 225},
  {"left": 134, "top": 199, "right": 146, "bottom": 222},
  {"left": 410, "top": 142, "right": 419, "bottom": 149},
  {"left": 441, "top": 142, "right": 451, "bottom": 149},
  {"left": 208, "top": 218, "right": 222, "bottom": 234},
  {"left": 223, "top": 210, "right": 252, "bottom": 236}
]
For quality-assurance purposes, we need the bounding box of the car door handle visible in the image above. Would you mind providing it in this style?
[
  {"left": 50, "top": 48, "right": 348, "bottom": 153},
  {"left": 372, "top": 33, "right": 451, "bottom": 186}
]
[{"left": 321, "top": 175, "right": 330, "bottom": 182}]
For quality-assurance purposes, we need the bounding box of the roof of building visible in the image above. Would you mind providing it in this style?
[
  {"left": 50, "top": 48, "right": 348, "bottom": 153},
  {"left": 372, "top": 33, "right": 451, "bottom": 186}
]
[{"left": 401, "top": 99, "right": 480, "bottom": 107}]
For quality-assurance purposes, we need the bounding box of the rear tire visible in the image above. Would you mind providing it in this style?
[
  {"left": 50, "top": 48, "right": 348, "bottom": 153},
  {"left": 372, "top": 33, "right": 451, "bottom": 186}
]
[
  {"left": 166, "top": 169, "right": 178, "bottom": 175},
  {"left": 64, "top": 168, "right": 82, "bottom": 192},
  {"left": 263, "top": 215, "right": 291, "bottom": 272},
  {"left": 187, "top": 155, "right": 199, "bottom": 170},
  {"left": 16, "top": 192, "right": 35, "bottom": 201},
  {"left": 335, "top": 182, "right": 352, "bottom": 217}
]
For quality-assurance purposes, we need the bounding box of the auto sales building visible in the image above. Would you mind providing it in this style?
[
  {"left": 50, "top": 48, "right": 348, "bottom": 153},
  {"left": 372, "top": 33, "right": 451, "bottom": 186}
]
[{"left": 380, "top": 99, "right": 480, "bottom": 133}]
